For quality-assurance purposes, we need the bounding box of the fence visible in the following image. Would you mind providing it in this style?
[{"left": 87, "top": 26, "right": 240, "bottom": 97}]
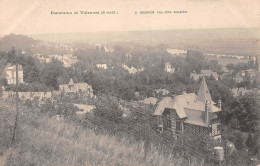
[
  {"left": 11, "top": 91, "right": 228, "bottom": 165},
  {"left": 81, "top": 103, "right": 227, "bottom": 165}
]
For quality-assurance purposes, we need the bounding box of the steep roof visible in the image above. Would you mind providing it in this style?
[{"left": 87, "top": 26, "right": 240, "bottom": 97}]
[
  {"left": 196, "top": 77, "right": 214, "bottom": 104},
  {"left": 5, "top": 63, "right": 23, "bottom": 71},
  {"left": 153, "top": 93, "right": 197, "bottom": 118},
  {"left": 153, "top": 78, "right": 221, "bottom": 127},
  {"left": 69, "top": 78, "right": 74, "bottom": 85},
  {"left": 184, "top": 108, "right": 218, "bottom": 127},
  {"left": 153, "top": 95, "right": 221, "bottom": 127}
]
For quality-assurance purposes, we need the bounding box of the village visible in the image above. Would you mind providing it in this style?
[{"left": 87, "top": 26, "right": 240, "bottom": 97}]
[
  {"left": 1, "top": 0, "right": 259, "bottom": 164},
  {"left": 0, "top": 34, "right": 259, "bottom": 166}
]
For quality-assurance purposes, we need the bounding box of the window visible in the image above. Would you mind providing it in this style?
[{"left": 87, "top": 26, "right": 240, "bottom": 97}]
[
  {"left": 163, "top": 112, "right": 171, "bottom": 130},
  {"left": 176, "top": 121, "right": 183, "bottom": 133},
  {"left": 217, "top": 124, "right": 221, "bottom": 135},
  {"left": 209, "top": 123, "right": 221, "bottom": 136},
  {"left": 176, "top": 122, "right": 180, "bottom": 131},
  {"left": 209, "top": 126, "right": 213, "bottom": 136},
  {"left": 164, "top": 118, "right": 171, "bottom": 129}
]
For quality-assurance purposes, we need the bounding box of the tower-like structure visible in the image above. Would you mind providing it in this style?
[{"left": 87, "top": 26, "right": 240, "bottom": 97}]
[
  {"left": 164, "top": 62, "right": 175, "bottom": 73},
  {"left": 154, "top": 76, "right": 222, "bottom": 139},
  {"left": 197, "top": 76, "right": 214, "bottom": 126},
  {"left": 68, "top": 78, "right": 75, "bottom": 92}
]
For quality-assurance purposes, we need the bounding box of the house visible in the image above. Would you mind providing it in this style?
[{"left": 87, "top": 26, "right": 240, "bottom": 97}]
[
  {"left": 231, "top": 88, "right": 254, "bottom": 97},
  {"left": 201, "top": 69, "right": 219, "bottom": 80},
  {"left": 234, "top": 76, "right": 244, "bottom": 83},
  {"left": 190, "top": 70, "right": 219, "bottom": 81},
  {"left": 237, "top": 70, "right": 246, "bottom": 77},
  {"left": 167, "top": 49, "right": 187, "bottom": 57},
  {"left": 245, "top": 69, "right": 256, "bottom": 77},
  {"left": 4, "top": 63, "right": 24, "bottom": 84},
  {"left": 121, "top": 63, "right": 144, "bottom": 74},
  {"left": 190, "top": 71, "right": 200, "bottom": 81},
  {"left": 125, "top": 53, "right": 132, "bottom": 59},
  {"left": 139, "top": 97, "right": 158, "bottom": 105},
  {"left": 119, "top": 104, "right": 131, "bottom": 117},
  {"left": 104, "top": 46, "right": 114, "bottom": 53},
  {"left": 96, "top": 64, "right": 108, "bottom": 69},
  {"left": 221, "top": 67, "right": 229, "bottom": 73},
  {"left": 153, "top": 77, "right": 222, "bottom": 140},
  {"left": 59, "top": 78, "right": 94, "bottom": 97},
  {"left": 222, "top": 68, "right": 234, "bottom": 76},
  {"left": 74, "top": 104, "right": 96, "bottom": 115},
  {"left": 164, "top": 62, "right": 175, "bottom": 73},
  {"left": 154, "top": 89, "right": 169, "bottom": 96}
]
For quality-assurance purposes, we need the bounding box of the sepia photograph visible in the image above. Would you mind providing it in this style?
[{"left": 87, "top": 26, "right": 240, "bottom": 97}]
[{"left": 0, "top": 0, "right": 259, "bottom": 165}]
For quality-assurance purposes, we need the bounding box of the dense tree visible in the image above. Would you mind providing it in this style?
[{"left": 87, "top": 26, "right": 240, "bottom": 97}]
[
  {"left": 94, "top": 93, "right": 123, "bottom": 124},
  {"left": 23, "top": 56, "right": 40, "bottom": 83},
  {"left": 235, "top": 62, "right": 249, "bottom": 72},
  {"left": 222, "top": 92, "right": 259, "bottom": 133},
  {"left": 256, "top": 56, "right": 259, "bottom": 70},
  {"left": 226, "top": 63, "right": 235, "bottom": 70}
]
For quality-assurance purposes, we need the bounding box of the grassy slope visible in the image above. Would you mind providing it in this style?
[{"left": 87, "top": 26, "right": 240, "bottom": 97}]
[{"left": 0, "top": 99, "right": 187, "bottom": 166}]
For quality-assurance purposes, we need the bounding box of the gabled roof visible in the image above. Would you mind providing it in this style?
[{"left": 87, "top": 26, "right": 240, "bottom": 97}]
[
  {"left": 153, "top": 78, "right": 221, "bottom": 127},
  {"left": 201, "top": 69, "right": 213, "bottom": 76},
  {"left": 153, "top": 93, "right": 197, "bottom": 118},
  {"left": 196, "top": 77, "right": 214, "bottom": 104}
]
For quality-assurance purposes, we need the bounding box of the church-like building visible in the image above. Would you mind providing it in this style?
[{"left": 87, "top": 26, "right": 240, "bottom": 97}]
[
  {"left": 153, "top": 77, "right": 222, "bottom": 140},
  {"left": 59, "top": 78, "right": 94, "bottom": 97}
]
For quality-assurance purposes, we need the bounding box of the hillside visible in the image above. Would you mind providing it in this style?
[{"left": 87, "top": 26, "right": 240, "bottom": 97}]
[
  {"left": 0, "top": 34, "right": 40, "bottom": 52},
  {"left": 0, "top": 34, "right": 71, "bottom": 55},
  {"left": 30, "top": 28, "right": 260, "bottom": 43},
  {"left": 29, "top": 28, "right": 260, "bottom": 56},
  {"left": 0, "top": 99, "right": 184, "bottom": 166}
]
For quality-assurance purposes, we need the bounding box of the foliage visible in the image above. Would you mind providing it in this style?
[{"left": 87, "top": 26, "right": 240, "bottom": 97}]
[
  {"left": 94, "top": 93, "right": 123, "bottom": 124},
  {"left": 225, "top": 92, "right": 259, "bottom": 132},
  {"left": 39, "top": 96, "right": 78, "bottom": 119},
  {"left": 0, "top": 99, "right": 185, "bottom": 166}
]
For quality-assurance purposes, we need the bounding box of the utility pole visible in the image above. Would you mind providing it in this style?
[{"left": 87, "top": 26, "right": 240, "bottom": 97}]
[
  {"left": 11, "top": 60, "right": 19, "bottom": 145},
  {"left": 144, "top": 122, "right": 151, "bottom": 160}
]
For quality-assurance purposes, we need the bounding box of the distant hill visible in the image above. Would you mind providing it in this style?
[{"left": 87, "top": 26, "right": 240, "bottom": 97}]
[
  {"left": 2, "top": 28, "right": 259, "bottom": 56},
  {"left": 0, "top": 34, "right": 71, "bottom": 55},
  {"left": 29, "top": 28, "right": 260, "bottom": 56},
  {"left": 0, "top": 33, "right": 41, "bottom": 52},
  {"left": 29, "top": 28, "right": 260, "bottom": 43}
]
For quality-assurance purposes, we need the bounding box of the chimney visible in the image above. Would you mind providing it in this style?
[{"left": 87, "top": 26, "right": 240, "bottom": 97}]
[
  {"left": 218, "top": 98, "right": 222, "bottom": 111},
  {"left": 205, "top": 100, "right": 209, "bottom": 125}
]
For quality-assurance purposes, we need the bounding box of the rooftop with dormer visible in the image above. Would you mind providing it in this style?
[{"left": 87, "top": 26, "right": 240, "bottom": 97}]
[{"left": 153, "top": 77, "right": 221, "bottom": 127}]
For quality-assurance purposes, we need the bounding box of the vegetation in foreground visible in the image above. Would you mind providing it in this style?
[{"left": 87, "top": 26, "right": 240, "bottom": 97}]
[{"left": 0, "top": 99, "right": 191, "bottom": 166}]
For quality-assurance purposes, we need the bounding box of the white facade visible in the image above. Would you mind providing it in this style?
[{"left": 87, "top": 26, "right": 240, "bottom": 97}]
[
  {"left": 59, "top": 78, "right": 94, "bottom": 97},
  {"left": 164, "top": 62, "right": 175, "bottom": 73},
  {"left": 167, "top": 49, "right": 187, "bottom": 55},
  {"left": 96, "top": 64, "right": 108, "bottom": 69},
  {"left": 121, "top": 63, "right": 144, "bottom": 74},
  {"left": 4, "top": 63, "right": 24, "bottom": 84},
  {"left": 104, "top": 46, "right": 114, "bottom": 53}
]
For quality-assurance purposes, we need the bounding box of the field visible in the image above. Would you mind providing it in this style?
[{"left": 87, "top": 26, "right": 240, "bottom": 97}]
[{"left": 0, "top": 99, "right": 189, "bottom": 166}]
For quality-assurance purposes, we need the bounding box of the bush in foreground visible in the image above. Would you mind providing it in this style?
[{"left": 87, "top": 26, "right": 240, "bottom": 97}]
[{"left": 0, "top": 99, "right": 187, "bottom": 166}]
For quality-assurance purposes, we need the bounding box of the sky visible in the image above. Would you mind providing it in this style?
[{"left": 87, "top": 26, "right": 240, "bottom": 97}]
[{"left": 0, "top": 0, "right": 259, "bottom": 36}]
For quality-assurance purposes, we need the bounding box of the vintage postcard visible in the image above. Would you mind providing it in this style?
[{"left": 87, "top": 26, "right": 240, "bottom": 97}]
[{"left": 0, "top": 0, "right": 259, "bottom": 165}]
